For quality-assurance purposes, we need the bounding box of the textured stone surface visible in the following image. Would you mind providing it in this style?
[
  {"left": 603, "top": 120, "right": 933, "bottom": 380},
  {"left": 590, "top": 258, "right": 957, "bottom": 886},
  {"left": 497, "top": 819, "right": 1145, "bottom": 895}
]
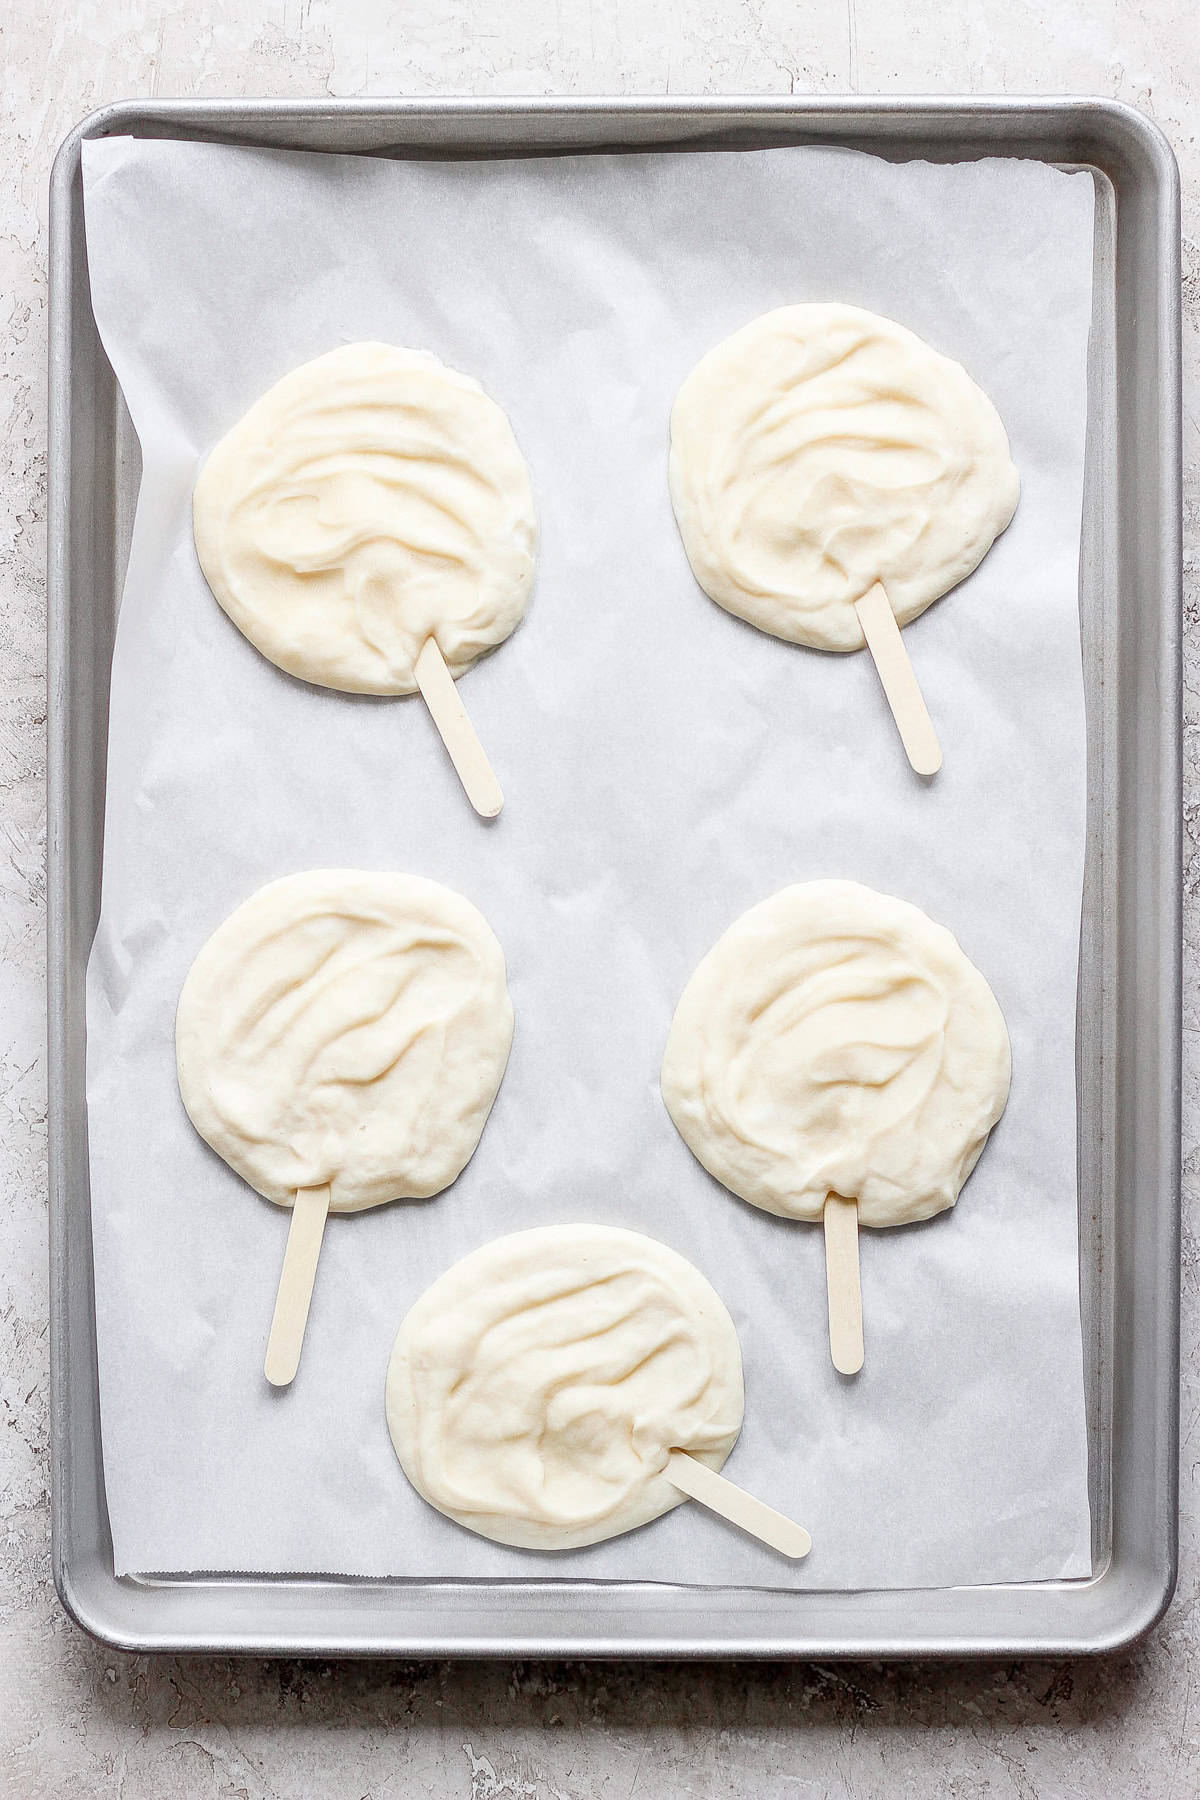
[{"left": 1, "top": 2, "right": 1198, "bottom": 1795}]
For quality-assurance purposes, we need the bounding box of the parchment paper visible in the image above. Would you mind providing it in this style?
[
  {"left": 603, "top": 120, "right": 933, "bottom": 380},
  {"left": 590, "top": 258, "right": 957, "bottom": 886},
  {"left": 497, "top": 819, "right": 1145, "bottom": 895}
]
[{"left": 81, "top": 135, "right": 1094, "bottom": 1587}]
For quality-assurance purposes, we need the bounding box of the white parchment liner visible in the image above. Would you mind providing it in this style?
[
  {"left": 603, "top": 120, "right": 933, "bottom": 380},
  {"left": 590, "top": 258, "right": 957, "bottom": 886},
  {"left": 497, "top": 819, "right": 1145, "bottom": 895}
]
[{"left": 81, "top": 136, "right": 1094, "bottom": 1586}]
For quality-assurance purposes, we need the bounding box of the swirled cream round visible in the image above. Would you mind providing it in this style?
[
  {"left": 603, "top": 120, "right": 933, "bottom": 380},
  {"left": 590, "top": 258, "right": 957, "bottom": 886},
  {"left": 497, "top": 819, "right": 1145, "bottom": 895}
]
[
  {"left": 385, "top": 1225, "right": 744, "bottom": 1549},
  {"left": 661, "top": 881, "right": 1011, "bottom": 1228},
  {"left": 175, "top": 870, "right": 513, "bottom": 1212},
  {"left": 669, "top": 304, "right": 1020, "bottom": 652},
  {"left": 192, "top": 342, "right": 536, "bottom": 693}
]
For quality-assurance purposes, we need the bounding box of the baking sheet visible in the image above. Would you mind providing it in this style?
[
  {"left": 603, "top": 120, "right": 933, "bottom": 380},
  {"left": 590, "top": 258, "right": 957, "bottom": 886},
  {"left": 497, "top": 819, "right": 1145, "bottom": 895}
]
[{"left": 80, "top": 134, "right": 1094, "bottom": 1587}]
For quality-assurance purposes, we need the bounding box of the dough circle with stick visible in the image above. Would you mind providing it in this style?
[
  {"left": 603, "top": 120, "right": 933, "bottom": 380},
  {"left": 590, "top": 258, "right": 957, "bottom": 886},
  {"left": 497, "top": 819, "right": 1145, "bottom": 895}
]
[
  {"left": 669, "top": 303, "right": 1020, "bottom": 652},
  {"left": 193, "top": 342, "right": 537, "bottom": 694},
  {"left": 661, "top": 880, "right": 1011, "bottom": 1228},
  {"left": 176, "top": 870, "right": 513, "bottom": 1213},
  {"left": 385, "top": 1225, "right": 745, "bottom": 1550}
]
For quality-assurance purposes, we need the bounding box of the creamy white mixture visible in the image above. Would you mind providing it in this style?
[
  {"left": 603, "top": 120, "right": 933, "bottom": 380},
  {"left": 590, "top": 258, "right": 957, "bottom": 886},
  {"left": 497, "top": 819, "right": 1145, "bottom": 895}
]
[
  {"left": 193, "top": 342, "right": 536, "bottom": 693},
  {"left": 661, "top": 880, "right": 1011, "bottom": 1228},
  {"left": 669, "top": 303, "right": 1019, "bottom": 651},
  {"left": 175, "top": 870, "right": 513, "bottom": 1212},
  {"left": 385, "top": 1225, "right": 744, "bottom": 1549}
]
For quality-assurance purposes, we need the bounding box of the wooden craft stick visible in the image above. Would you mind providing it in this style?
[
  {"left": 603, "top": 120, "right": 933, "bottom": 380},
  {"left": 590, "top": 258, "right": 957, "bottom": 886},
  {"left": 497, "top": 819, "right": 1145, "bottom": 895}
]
[
  {"left": 854, "top": 582, "right": 942, "bottom": 777},
  {"left": 413, "top": 636, "right": 504, "bottom": 819},
  {"left": 823, "top": 1195, "right": 864, "bottom": 1376},
  {"left": 264, "top": 1184, "right": 331, "bottom": 1388},
  {"left": 665, "top": 1450, "right": 812, "bottom": 1559}
]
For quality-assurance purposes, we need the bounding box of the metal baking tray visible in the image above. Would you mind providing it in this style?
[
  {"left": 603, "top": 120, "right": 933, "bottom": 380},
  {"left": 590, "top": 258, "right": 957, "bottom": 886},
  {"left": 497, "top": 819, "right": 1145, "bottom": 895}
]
[{"left": 47, "top": 96, "right": 1181, "bottom": 1658}]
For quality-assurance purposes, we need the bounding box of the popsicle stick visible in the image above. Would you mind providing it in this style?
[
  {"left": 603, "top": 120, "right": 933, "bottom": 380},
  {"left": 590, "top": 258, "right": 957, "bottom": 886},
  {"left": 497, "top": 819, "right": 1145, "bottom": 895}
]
[
  {"left": 413, "top": 636, "right": 503, "bottom": 819},
  {"left": 665, "top": 1450, "right": 812, "bottom": 1559},
  {"left": 264, "top": 1184, "right": 331, "bottom": 1387},
  {"left": 823, "top": 1195, "right": 864, "bottom": 1376},
  {"left": 854, "top": 582, "right": 942, "bottom": 776}
]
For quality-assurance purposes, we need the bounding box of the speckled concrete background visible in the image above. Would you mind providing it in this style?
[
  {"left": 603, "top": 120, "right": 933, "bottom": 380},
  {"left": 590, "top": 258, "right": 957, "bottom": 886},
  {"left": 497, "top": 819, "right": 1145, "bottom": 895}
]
[{"left": 1, "top": 4, "right": 1196, "bottom": 1796}]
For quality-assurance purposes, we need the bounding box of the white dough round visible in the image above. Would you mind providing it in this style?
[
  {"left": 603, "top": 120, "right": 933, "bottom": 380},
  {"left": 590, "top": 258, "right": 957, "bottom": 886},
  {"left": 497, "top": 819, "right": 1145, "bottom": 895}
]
[
  {"left": 669, "top": 304, "right": 1020, "bottom": 652},
  {"left": 661, "top": 880, "right": 1011, "bottom": 1229},
  {"left": 385, "top": 1225, "right": 744, "bottom": 1550},
  {"left": 193, "top": 342, "right": 537, "bottom": 693},
  {"left": 176, "top": 870, "right": 513, "bottom": 1212}
]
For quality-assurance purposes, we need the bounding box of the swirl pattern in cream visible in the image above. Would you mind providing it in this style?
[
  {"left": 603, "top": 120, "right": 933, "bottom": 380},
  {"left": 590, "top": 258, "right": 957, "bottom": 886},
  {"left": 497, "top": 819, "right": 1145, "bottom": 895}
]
[
  {"left": 661, "top": 880, "right": 1011, "bottom": 1228},
  {"left": 669, "top": 304, "right": 1020, "bottom": 652},
  {"left": 193, "top": 342, "right": 537, "bottom": 693},
  {"left": 386, "top": 1225, "right": 744, "bottom": 1549},
  {"left": 176, "top": 870, "right": 513, "bottom": 1212}
]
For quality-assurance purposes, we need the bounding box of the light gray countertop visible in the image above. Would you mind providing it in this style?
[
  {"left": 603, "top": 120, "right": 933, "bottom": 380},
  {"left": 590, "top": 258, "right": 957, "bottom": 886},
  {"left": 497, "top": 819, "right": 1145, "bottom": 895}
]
[{"left": 2, "top": 4, "right": 1197, "bottom": 1795}]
